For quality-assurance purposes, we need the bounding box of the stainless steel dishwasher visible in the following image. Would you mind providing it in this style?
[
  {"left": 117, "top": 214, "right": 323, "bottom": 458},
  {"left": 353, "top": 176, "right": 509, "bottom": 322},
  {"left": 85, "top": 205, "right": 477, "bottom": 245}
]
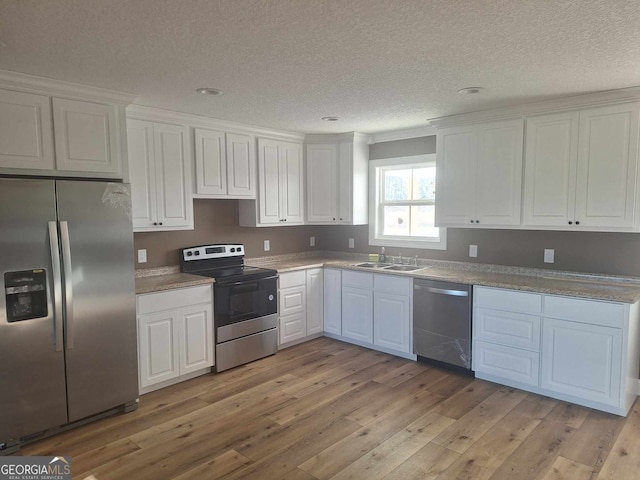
[{"left": 413, "top": 279, "right": 473, "bottom": 373}]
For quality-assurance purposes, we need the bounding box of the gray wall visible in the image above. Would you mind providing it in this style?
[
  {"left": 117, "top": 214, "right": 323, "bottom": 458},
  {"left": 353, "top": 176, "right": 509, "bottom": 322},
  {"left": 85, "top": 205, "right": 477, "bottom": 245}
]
[{"left": 321, "top": 136, "right": 640, "bottom": 277}]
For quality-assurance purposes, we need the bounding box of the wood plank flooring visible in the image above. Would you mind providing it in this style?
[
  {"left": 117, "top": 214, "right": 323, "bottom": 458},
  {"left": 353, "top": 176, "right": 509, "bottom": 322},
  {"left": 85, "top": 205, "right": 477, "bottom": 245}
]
[{"left": 18, "top": 337, "right": 640, "bottom": 480}]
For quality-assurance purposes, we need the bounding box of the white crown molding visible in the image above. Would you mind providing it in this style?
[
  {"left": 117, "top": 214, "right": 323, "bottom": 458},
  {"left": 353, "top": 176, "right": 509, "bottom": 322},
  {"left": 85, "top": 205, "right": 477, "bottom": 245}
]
[
  {"left": 0, "top": 69, "right": 136, "bottom": 104},
  {"left": 304, "top": 131, "right": 372, "bottom": 144},
  {"left": 369, "top": 125, "right": 437, "bottom": 143},
  {"left": 127, "top": 104, "right": 306, "bottom": 142},
  {"left": 428, "top": 86, "right": 640, "bottom": 128}
]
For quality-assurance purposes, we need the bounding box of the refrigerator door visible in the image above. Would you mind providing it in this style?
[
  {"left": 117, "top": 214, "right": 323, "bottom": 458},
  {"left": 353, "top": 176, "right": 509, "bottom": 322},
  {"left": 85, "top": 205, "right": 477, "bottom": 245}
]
[
  {"left": 56, "top": 181, "right": 138, "bottom": 422},
  {"left": 0, "top": 179, "right": 68, "bottom": 441}
]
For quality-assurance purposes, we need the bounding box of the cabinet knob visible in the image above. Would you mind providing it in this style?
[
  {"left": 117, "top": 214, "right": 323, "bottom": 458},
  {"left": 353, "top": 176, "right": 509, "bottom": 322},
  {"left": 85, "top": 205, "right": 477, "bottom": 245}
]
[
  {"left": 568, "top": 221, "right": 573, "bottom": 225},
  {"left": 339, "top": 218, "right": 343, "bottom": 221},
  {"left": 470, "top": 220, "right": 473, "bottom": 223},
  {"left": 575, "top": 221, "right": 580, "bottom": 225},
  {"left": 153, "top": 222, "right": 157, "bottom": 226},
  {"left": 475, "top": 220, "right": 480, "bottom": 224}
]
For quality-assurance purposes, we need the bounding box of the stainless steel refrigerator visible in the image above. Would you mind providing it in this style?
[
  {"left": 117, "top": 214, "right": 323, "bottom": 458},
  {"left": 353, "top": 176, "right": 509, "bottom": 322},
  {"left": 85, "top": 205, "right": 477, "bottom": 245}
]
[{"left": 0, "top": 178, "right": 138, "bottom": 451}]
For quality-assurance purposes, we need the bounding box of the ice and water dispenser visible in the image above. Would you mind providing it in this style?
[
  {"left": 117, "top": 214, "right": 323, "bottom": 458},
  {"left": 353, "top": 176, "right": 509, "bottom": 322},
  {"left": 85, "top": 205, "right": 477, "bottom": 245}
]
[{"left": 4, "top": 270, "right": 48, "bottom": 322}]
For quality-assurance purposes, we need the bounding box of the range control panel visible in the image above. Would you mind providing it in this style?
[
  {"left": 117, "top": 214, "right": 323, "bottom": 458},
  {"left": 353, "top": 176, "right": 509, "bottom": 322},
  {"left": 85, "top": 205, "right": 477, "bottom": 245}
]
[{"left": 182, "top": 244, "right": 244, "bottom": 261}]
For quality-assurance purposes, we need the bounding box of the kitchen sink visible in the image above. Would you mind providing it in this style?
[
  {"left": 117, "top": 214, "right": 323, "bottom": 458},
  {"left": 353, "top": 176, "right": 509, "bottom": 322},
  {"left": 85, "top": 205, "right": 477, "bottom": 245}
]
[
  {"left": 355, "top": 262, "right": 393, "bottom": 268},
  {"left": 384, "top": 265, "right": 423, "bottom": 272}
]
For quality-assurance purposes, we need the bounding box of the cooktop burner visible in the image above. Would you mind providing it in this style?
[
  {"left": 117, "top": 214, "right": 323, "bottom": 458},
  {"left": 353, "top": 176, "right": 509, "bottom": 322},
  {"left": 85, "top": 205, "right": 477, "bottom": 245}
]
[{"left": 179, "top": 244, "right": 277, "bottom": 283}]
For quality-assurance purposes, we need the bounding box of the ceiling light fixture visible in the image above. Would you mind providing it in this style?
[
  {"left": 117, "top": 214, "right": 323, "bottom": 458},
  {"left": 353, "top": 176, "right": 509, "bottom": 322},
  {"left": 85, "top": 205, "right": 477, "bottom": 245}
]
[
  {"left": 321, "top": 116, "right": 339, "bottom": 122},
  {"left": 458, "top": 87, "right": 484, "bottom": 95},
  {"left": 196, "top": 87, "right": 223, "bottom": 96}
]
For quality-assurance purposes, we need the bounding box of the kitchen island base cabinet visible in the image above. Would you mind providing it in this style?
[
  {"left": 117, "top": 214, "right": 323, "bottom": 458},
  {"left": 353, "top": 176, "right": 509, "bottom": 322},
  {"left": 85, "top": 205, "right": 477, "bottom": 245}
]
[
  {"left": 137, "top": 284, "right": 214, "bottom": 394},
  {"left": 473, "top": 286, "right": 640, "bottom": 415}
]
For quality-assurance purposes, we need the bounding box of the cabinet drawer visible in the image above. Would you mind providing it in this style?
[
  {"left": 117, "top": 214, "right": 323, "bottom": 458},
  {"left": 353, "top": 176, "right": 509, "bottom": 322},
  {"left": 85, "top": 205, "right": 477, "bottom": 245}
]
[
  {"left": 342, "top": 270, "right": 373, "bottom": 289},
  {"left": 475, "top": 286, "right": 542, "bottom": 314},
  {"left": 279, "top": 270, "right": 306, "bottom": 289},
  {"left": 137, "top": 284, "right": 212, "bottom": 315},
  {"left": 473, "top": 340, "right": 540, "bottom": 387},
  {"left": 374, "top": 274, "right": 412, "bottom": 295},
  {"left": 279, "top": 285, "right": 306, "bottom": 316},
  {"left": 543, "top": 295, "right": 625, "bottom": 328},
  {"left": 474, "top": 307, "right": 541, "bottom": 351}
]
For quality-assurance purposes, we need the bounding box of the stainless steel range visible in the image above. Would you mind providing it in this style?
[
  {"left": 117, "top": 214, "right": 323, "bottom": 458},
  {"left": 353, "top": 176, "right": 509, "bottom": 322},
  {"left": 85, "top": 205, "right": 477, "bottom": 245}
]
[{"left": 180, "top": 244, "right": 278, "bottom": 372}]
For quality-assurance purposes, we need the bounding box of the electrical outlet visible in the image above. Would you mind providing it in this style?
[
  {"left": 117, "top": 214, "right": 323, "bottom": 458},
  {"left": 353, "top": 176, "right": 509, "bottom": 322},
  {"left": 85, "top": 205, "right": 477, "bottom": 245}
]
[
  {"left": 469, "top": 245, "right": 478, "bottom": 258},
  {"left": 348, "top": 238, "right": 355, "bottom": 249},
  {"left": 263, "top": 240, "right": 270, "bottom": 252},
  {"left": 544, "top": 248, "right": 555, "bottom": 263},
  {"left": 310, "top": 236, "right": 315, "bottom": 247},
  {"left": 137, "top": 249, "right": 147, "bottom": 263}
]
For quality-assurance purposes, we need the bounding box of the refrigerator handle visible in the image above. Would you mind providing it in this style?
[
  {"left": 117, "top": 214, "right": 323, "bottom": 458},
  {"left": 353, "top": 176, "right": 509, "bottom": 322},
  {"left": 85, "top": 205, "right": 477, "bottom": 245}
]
[
  {"left": 48, "top": 221, "right": 64, "bottom": 352},
  {"left": 60, "top": 221, "right": 74, "bottom": 349}
]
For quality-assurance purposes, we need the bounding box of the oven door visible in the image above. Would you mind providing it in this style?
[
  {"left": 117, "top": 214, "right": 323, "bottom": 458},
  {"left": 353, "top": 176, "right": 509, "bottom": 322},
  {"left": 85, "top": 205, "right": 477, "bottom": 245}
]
[{"left": 214, "top": 275, "right": 278, "bottom": 327}]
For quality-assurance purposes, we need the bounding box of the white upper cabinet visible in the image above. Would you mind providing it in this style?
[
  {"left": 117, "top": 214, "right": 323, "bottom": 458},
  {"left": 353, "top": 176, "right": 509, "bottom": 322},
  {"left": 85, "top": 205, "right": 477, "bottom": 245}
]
[
  {"left": 239, "top": 138, "right": 303, "bottom": 226},
  {"left": 194, "top": 128, "right": 256, "bottom": 198},
  {"left": 127, "top": 118, "right": 193, "bottom": 231},
  {"left": 0, "top": 85, "right": 125, "bottom": 178},
  {"left": 0, "top": 89, "right": 54, "bottom": 170},
  {"left": 523, "top": 102, "right": 640, "bottom": 230},
  {"left": 305, "top": 134, "right": 369, "bottom": 225},
  {"left": 436, "top": 119, "right": 524, "bottom": 227},
  {"left": 52, "top": 98, "right": 120, "bottom": 175}
]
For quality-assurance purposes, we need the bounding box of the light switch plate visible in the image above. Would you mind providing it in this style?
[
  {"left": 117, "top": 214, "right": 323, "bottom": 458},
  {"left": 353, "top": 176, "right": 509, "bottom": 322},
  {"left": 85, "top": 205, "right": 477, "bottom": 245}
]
[
  {"left": 137, "top": 249, "right": 147, "bottom": 263},
  {"left": 264, "top": 240, "right": 270, "bottom": 252},
  {"left": 544, "top": 248, "right": 555, "bottom": 263},
  {"left": 348, "top": 238, "right": 355, "bottom": 249},
  {"left": 310, "top": 236, "right": 315, "bottom": 247},
  {"left": 469, "top": 245, "right": 478, "bottom": 258}
]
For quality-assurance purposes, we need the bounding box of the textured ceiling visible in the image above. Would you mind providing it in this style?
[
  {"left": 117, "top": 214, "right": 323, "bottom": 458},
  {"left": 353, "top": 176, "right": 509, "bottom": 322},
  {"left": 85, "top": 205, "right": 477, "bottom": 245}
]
[{"left": 1, "top": 0, "right": 640, "bottom": 134}]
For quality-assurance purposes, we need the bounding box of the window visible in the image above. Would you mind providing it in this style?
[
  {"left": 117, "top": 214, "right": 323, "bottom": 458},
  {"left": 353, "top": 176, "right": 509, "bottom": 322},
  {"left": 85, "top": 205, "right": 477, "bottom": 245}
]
[{"left": 369, "top": 154, "right": 446, "bottom": 249}]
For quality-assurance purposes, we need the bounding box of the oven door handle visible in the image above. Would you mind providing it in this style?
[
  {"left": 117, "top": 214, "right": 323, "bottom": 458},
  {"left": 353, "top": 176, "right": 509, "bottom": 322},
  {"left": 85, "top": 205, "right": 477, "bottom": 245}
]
[{"left": 216, "top": 275, "right": 279, "bottom": 287}]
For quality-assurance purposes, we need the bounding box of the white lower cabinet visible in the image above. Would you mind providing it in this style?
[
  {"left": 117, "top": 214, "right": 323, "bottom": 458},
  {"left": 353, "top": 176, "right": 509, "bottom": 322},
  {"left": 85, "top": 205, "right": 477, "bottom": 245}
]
[
  {"left": 137, "top": 284, "right": 214, "bottom": 393},
  {"left": 328, "top": 269, "right": 414, "bottom": 359},
  {"left": 473, "top": 286, "right": 639, "bottom": 415},
  {"left": 323, "top": 268, "right": 342, "bottom": 335},
  {"left": 278, "top": 268, "right": 323, "bottom": 347}
]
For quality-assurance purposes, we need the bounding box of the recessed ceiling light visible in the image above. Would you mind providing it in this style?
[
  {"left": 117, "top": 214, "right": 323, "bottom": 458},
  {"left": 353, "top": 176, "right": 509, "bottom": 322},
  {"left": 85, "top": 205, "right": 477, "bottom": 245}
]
[
  {"left": 321, "top": 116, "right": 339, "bottom": 122},
  {"left": 196, "top": 87, "right": 223, "bottom": 96},
  {"left": 458, "top": 87, "right": 484, "bottom": 95}
]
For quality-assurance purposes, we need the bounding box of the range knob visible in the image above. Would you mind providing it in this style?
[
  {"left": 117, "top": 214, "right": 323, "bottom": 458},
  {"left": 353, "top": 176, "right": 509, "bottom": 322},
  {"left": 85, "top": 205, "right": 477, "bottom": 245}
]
[
  {"left": 194, "top": 251, "right": 200, "bottom": 256},
  {"left": 230, "top": 248, "right": 236, "bottom": 252},
  {"left": 186, "top": 251, "right": 193, "bottom": 257}
]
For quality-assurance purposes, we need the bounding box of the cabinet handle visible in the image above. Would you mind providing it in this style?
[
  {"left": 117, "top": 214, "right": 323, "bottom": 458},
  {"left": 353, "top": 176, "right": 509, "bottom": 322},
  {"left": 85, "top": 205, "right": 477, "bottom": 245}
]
[
  {"left": 470, "top": 220, "right": 474, "bottom": 223},
  {"left": 339, "top": 218, "right": 343, "bottom": 220},
  {"left": 475, "top": 220, "right": 480, "bottom": 223},
  {"left": 153, "top": 222, "right": 158, "bottom": 225},
  {"left": 159, "top": 222, "right": 163, "bottom": 225},
  {"left": 568, "top": 221, "right": 573, "bottom": 225},
  {"left": 575, "top": 221, "right": 580, "bottom": 225}
]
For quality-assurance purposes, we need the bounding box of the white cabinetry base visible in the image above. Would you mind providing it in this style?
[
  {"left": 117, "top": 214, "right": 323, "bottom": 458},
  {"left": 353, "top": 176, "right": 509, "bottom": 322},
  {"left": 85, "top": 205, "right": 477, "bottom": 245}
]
[{"left": 323, "top": 332, "right": 417, "bottom": 361}]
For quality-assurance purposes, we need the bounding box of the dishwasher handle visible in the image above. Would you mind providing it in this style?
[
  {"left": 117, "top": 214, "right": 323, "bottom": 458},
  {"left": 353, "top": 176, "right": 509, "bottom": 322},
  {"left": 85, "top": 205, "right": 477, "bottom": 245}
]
[{"left": 414, "top": 284, "right": 469, "bottom": 297}]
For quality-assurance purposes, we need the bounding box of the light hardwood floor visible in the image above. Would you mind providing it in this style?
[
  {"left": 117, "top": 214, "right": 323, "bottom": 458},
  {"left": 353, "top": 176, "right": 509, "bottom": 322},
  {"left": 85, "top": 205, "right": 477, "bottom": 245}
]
[{"left": 19, "top": 337, "right": 640, "bottom": 480}]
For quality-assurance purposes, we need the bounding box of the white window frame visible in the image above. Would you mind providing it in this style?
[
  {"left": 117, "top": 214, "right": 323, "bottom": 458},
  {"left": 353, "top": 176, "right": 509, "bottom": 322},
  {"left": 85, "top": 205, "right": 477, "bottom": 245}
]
[{"left": 368, "top": 154, "right": 447, "bottom": 250}]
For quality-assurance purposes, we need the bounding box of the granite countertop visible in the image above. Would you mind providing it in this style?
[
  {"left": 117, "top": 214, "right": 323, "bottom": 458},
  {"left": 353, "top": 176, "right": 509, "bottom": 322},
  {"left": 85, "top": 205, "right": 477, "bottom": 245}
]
[
  {"left": 135, "top": 266, "right": 215, "bottom": 294},
  {"left": 246, "top": 254, "right": 640, "bottom": 304}
]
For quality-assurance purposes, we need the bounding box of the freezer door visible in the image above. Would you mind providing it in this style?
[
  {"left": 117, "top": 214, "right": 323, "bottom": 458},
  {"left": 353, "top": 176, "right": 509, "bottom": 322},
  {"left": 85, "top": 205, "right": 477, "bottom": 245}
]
[
  {"left": 56, "top": 181, "right": 138, "bottom": 422},
  {"left": 0, "top": 179, "right": 68, "bottom": 442}
]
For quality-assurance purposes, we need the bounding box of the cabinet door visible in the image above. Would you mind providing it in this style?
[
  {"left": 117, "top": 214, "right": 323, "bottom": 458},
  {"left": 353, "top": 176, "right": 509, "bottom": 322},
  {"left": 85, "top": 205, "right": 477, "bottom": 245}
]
[
  {"left": 522, "top": 112, "right": 579, "bottom": 227},
  {"left": 127, "top": 119, "right": 158, "bottom": 229},
  {"left": 280, "top": 141, "right": 304, "bottom": 223},
  {"left": 194, "top": 128, "right": 226, "bottom": 195},
  {"left": 306, "top": 268, "right": 324, "bottom": 335},
  {"left": 226, "top": 133, "right": 256, "bottom": 197},
  {"left": 435, "top": 125, "right": 477, "bottom": 225},
  {"left": 279, "top": 285, "right": 306, "bottom": 344},
  {"left": 0, "top": 89, "right": 54, "bottom": 170},
  {"left": 575, "top": 103, "right": 640, "bottom": 228},
  {"left": 138, "top": 310, "right": 180, "bottom": 389},
  {"left": 258, "top": 138, "right": 282, "bottom": 224},
  {"left": 306, "top": 144, "right": 337, "bottom": 222},
  {"left": 154, "top": 122, "right": 193, "bottom": 229},
  {"left": 373, "top": 291, "right": 411, "bottom": 353},
  {"left": 179, "top": 303, "right": 214, "bottom": 374},
  {"left": 323, "top": 269, "right": 342, "bottom": 335},
  {"left": 342, "top": 286, "right": 373, "bottom": 343},
  {"left": 476, "top": 119, "right": 524, "bottom": 225},
  {"left": 474, "top": 340, "right": 540, "bottom": 387},
  {"left": 541, "top": 318, "right": 622, "bottom": 407},
  {"left": 52, "top": 98, "right": 120, "bottom": 174},
  {"left": 337, "top": 142, "right": 353, "bottom": 224}
]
